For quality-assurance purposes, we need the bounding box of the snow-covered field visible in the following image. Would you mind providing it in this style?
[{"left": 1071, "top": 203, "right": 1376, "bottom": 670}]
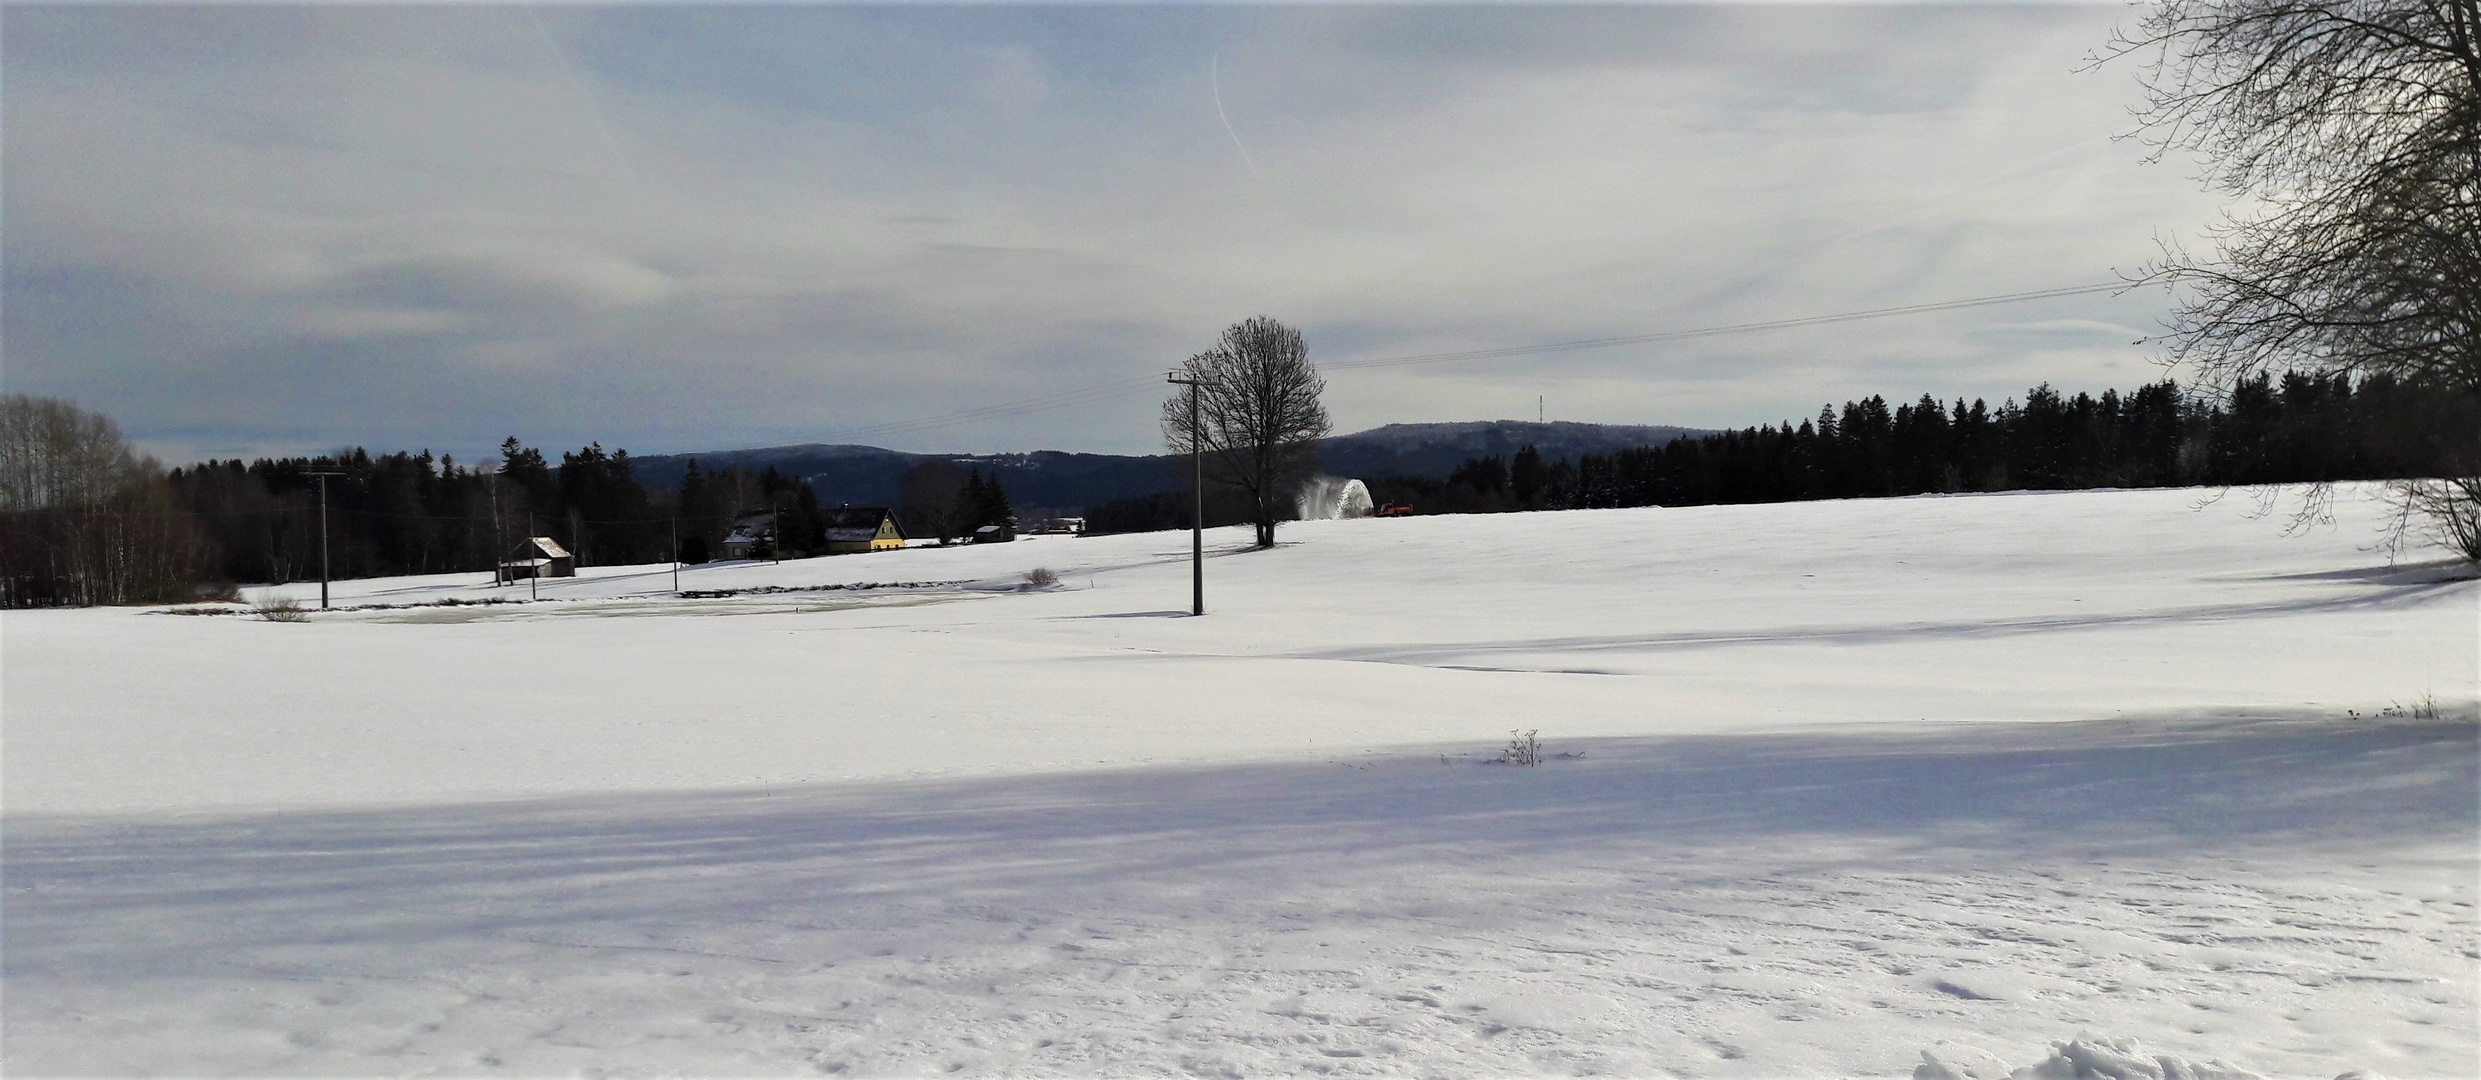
[{"left": 4, "top": 485, "right": 2475, "bottom": 1077}]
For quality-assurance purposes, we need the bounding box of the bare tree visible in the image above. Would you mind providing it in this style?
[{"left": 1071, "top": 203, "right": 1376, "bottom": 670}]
[
  {"left": 0, "top": 395, "right": 212, "bottom": 606},
  {"left": 0, "top": 395, "right": 137, "bottom": 511},
  {"left": 898, "top": 458, "right": 971, "bottom": 544},
  {"left": 2104, "top": 0, "right": 2481, "bottom": 558},
  {"left": 1162, "top": 317, "right": 1333, "bottom": 548}
]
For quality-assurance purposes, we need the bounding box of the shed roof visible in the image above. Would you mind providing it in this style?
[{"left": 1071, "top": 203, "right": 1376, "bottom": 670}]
[{"left": 519, "top": 536, "right": 571, "bottom": 559}]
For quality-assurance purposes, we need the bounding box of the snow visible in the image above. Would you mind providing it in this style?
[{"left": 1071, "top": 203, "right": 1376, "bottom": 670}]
[
  {"left": 1297, "top": 476, "right": 1375, "bottom": 519},
  {"left": 1917, "top": 1035, "right": 2271, "bottom": 1079},
  {"left": 3, "top": 484, "right": 2474, "bottom": 1077}
]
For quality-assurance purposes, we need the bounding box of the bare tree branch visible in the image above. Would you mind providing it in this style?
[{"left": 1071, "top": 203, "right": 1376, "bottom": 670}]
[{"left": 2103, "top": 0, "right": 2481, "bottom": 558}]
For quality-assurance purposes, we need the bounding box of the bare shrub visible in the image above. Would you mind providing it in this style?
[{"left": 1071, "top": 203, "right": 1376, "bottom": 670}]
[
  {"left": 1499, "top": 729, "right": 1541, "bottom": 767},
  {"left": 254, "top": 596, "right": 309, "bottom": 622},
  {"left": 1022, "top": 567, "right": 1059, "bottom": 590},
  {"left": 187, "top": 581, "right": 241, "bottom": 604},
  {"left": 2376, "top": 693, "right": 2444, "bottom": 721}
]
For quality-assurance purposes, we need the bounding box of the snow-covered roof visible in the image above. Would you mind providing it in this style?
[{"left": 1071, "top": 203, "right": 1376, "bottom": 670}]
[
  {"left": 822, "top": 506, "right": 895, "bottom": 528},
  {"left": 520, "top": 536, "right": 570, "bottom": 559}
]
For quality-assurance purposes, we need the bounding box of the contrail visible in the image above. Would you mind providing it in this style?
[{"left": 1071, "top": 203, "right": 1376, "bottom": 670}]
[
  {"left": 1211, "top": 54, "right": 1260, "bottom": 175},
  {"left": 522, "top": 8, "right": 659, "bottom": 206}
]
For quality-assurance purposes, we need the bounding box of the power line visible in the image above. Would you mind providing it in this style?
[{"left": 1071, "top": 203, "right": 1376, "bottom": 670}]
[
  {"left": 1324, "top": 282, "right": 2134, "bottom": 371},
  {"left": 815, "top": 376, "right": 1169, "bottom": 442},
  {"left": 795, "top": 280, "right": 2138, "bottom": 444}
]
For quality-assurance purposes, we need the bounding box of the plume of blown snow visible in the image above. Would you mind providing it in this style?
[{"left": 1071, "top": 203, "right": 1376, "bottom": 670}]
[{"left": 1295, "top": 476, "right": 1373, "bottom": 521}]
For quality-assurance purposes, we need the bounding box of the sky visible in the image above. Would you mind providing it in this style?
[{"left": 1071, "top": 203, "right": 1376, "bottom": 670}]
[{"left": 1, "top": 4, "right": 2233, "bottom": 464}]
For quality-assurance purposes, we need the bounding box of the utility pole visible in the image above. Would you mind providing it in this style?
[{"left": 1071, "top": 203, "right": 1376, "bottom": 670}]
[
  {"left": 304, "top": 470, "right": 342, "bottom": 609},
  {"left": 527, "top": 513, "right": 538, "bottom": 601},
  {"left": 1167, "top": 371, "right": 1204, "bottom": 616},
  {"left": 488, "top": 475, "right": 505, "bottom": 587},
  {"left": 670, "top": 517, "right": 680, "bottom": 593}
]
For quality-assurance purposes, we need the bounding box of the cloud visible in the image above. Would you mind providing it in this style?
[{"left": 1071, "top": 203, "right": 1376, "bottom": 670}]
[
  {"left": 290, "top": 307, "right": 477, "bottom": 338},
  {"left": 1, "top": 5, "right": 2224, "bottom": 462}
]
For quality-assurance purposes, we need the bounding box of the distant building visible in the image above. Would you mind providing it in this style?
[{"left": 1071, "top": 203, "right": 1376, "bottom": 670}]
[
  {"left": 720, "top": 512, "right": 775, "bottom": 561},
  {"left": 972, "top": 522, "right": 1015, "bottom": 544},
  {"left": 821, "top": 506, "right": 905, "bottom": 554},
  {"left": 501, "top": 536, "right": 575, "bottom": 580}
]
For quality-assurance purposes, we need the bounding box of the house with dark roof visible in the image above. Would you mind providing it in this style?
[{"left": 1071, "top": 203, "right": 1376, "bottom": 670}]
[
  {"left": 821, "top": 506, "right": 905, "bottom": 554},
  {"left": 720, "top": 512, "right": 775, "bottom": 561}
]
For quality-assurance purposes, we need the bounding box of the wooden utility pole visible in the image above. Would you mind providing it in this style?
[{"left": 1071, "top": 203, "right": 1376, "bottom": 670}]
[
  {"left": 1167, "top": 371, "right": 1204, "bottom": 616},
  {"left": 304, "top": 470, "right": 342, "bottom": 609},
  {"left": 488, "top": 475, "right": 505, "bottom": 587},
  {"left": 670, "top": 517, "right": 680, "bottom": 593}
]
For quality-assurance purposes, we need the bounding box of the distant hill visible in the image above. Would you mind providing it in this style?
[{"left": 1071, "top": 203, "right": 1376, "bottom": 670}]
[
  {"left": 630, "top": 443, "right": 918, "bottom": 496},
  {"left": 629, "top": 446, "right": 1185, "bottom": 510},
  {"left": 630, "top": 420, "right": 1709, "bottom": 510}
]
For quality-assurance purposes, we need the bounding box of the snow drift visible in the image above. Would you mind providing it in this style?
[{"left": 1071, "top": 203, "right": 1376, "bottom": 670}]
[{"left": 1918, "top": 1036, "right": 2271, "bottom": 1080}]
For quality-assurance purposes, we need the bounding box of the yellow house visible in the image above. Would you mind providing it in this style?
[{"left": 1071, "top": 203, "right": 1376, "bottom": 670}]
[{"left": 821, "top": 506, "right": 906, "bottom": 554}]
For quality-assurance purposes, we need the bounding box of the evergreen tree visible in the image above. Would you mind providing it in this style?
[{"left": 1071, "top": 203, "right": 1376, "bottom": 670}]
[
  {"left": 962, "top": 469, "right": 989, "bottom": 528},
  {"left": 976, "top": 469, "right": 1014, "bottom": 529},
  {"left": 1510, "top": 445, "right": 1546, "bottom": 507}
]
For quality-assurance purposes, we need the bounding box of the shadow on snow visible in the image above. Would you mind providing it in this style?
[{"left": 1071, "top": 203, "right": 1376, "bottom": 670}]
[{"left": 5, "top": 710, "right": 2471, "bottom": 972}]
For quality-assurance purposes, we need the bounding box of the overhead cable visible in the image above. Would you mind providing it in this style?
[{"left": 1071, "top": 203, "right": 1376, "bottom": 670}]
[{"left": 781, "top": 280, "right": 2139, "bottom": 444}]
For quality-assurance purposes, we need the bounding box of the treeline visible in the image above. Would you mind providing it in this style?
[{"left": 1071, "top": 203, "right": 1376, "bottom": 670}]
[
  {"left": 0, "top": 396, "right": 217, "bottom": 607},
  {"left": 1, "top": 393, "right": 1036, "bottom": 606},
  {"left": 0, "top": 399, "right": 860, "bottom": 605},
  {"left": 169, "top": 441, "right": 1013, "bottom": 587},
  {"left": 7, "top": 375, "right": 2459, "bottom": 602},
  {"left": 1084, "top": 486, "right": 1260, "bottom": 536},
  {"left": 893, "top": 459, "right": 1018, "bottom": 545},
  {"left": 1398, "top": 375, "right": 2464, "bottom": 513},
  {"left": 165, "top": 440, "right": 793, "bottom": 587}
]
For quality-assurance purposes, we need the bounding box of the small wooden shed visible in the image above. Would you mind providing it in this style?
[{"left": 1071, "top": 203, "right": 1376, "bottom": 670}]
[{"left": 501, "top": 536, "right": 575, "bottom": 580}]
